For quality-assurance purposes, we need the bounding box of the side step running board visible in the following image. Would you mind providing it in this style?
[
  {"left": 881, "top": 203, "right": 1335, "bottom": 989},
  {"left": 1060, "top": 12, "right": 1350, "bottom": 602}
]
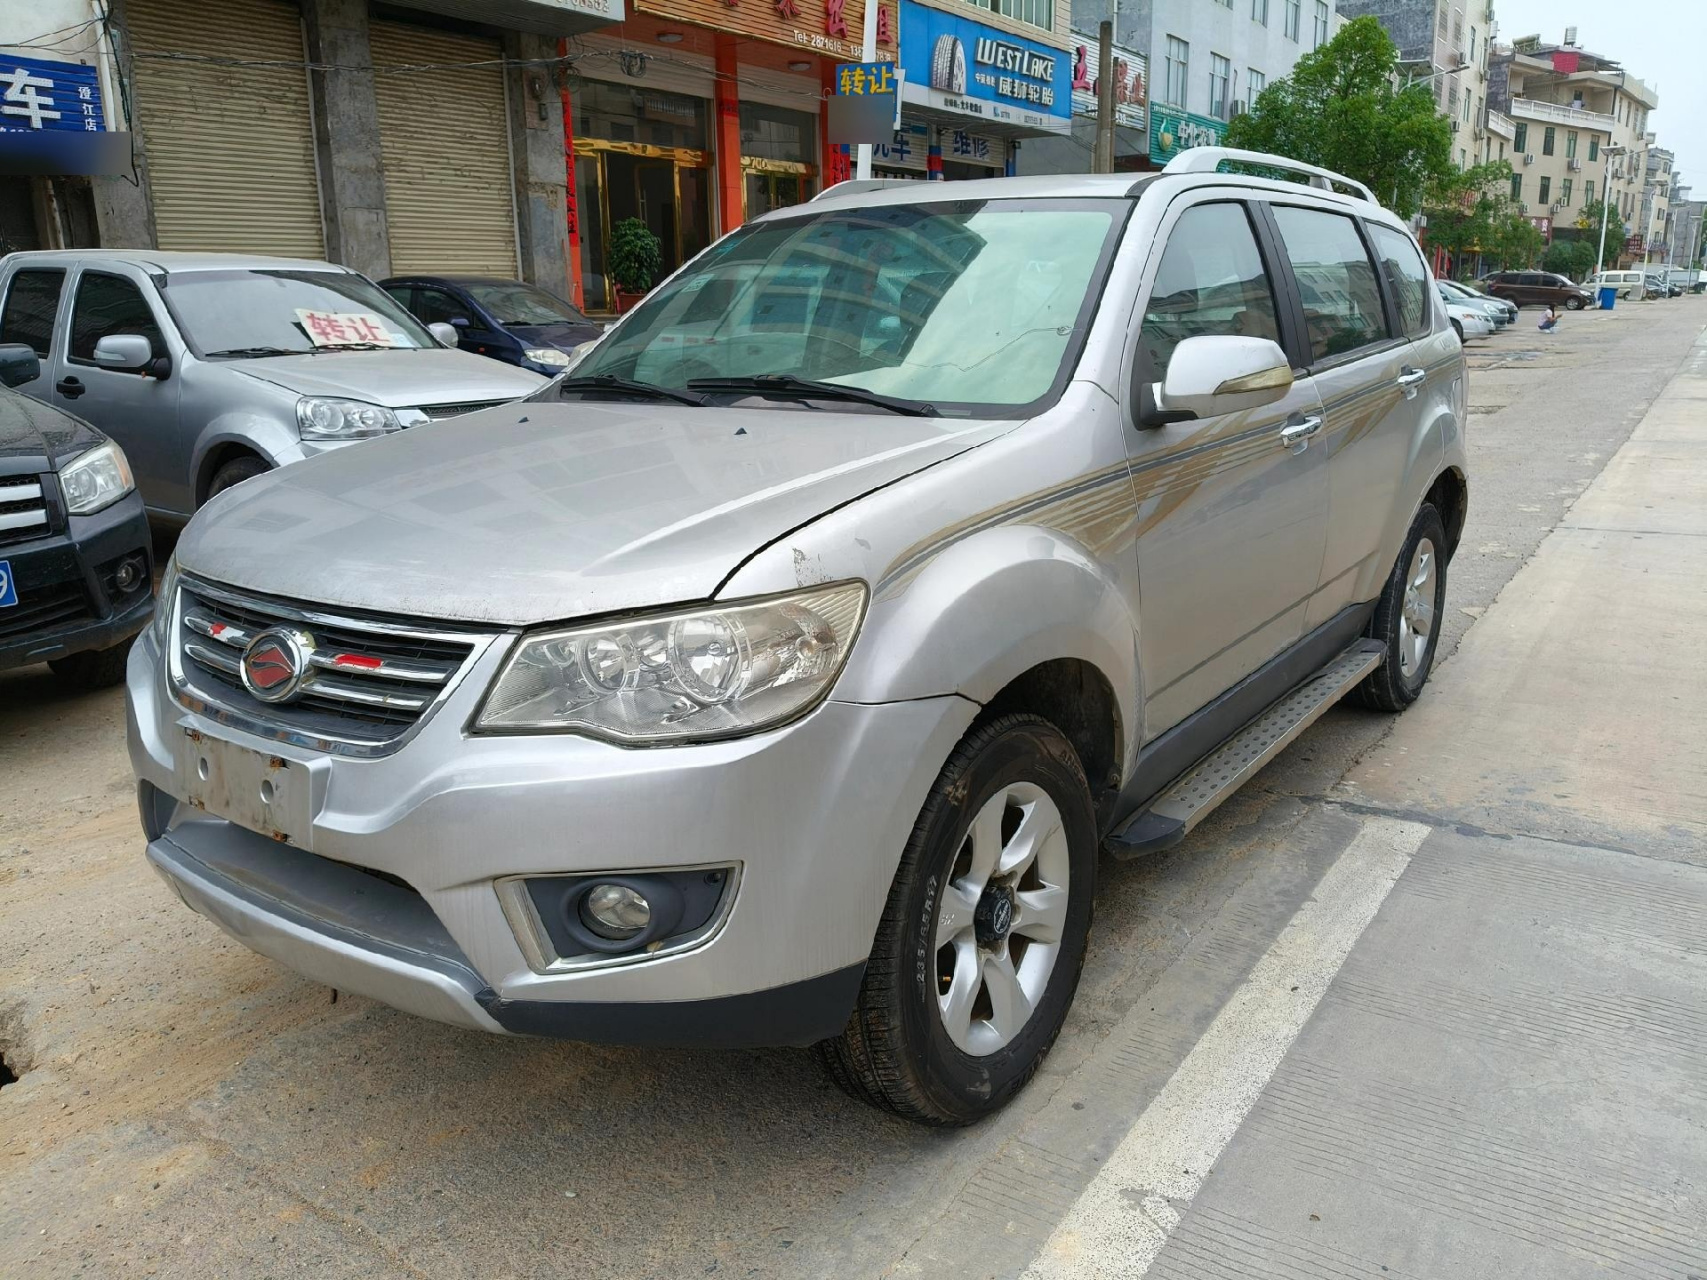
[{"left": 1105, "top": 639, "right": 1385, "bottom": 859}]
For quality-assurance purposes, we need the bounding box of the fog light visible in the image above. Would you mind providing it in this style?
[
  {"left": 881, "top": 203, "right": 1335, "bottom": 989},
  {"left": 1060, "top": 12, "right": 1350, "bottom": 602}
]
[
  {"left": 115, "top": 556, "right": 144, "bottom": 591},
  {"left": 581, "top": 883, "right": 651, "bottom": 939}
]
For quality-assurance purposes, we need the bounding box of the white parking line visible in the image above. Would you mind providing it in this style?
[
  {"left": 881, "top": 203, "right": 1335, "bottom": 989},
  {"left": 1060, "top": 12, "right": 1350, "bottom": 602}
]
[{"left": 1024, "top": 817, "right": 1432, "bottom": 1279}]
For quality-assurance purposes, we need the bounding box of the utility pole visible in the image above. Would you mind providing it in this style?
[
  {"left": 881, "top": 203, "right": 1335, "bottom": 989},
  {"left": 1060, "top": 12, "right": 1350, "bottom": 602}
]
[
  {"left": 1093, "top": 20, "right": 1115, "bottom": 174},
  {"left": 855, "top": 0, "right": 879, "bottom": 180}
]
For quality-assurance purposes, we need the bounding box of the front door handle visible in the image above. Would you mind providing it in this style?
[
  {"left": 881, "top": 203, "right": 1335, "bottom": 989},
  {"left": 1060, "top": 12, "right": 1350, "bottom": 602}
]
[
  {"left": 56, "top": 376, "right": 84, "bottom": 399},
  {"left": 1396, "top": 367, "right": 1427, "bottom": 398},
  {"left": 1279, "top": 415, "right": 1323, "bottom": 452}
]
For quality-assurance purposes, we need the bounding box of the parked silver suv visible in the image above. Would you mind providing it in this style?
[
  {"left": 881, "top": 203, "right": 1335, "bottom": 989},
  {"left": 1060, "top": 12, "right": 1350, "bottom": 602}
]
[{"left": 127, "top": 150, "right": 1468, "bottom": 1124}]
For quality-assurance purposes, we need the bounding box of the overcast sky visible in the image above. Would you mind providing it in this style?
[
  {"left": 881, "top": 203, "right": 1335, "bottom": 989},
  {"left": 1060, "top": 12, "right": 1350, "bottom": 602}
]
[{"left": 1487, "top": 0, "right": 1707, "bottom": 193}]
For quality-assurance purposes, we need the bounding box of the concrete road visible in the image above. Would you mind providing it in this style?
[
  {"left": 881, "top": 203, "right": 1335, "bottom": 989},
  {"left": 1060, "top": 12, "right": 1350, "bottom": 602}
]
[{"left": 3, "top": 297, "right": 1703, "bottom": 1279}]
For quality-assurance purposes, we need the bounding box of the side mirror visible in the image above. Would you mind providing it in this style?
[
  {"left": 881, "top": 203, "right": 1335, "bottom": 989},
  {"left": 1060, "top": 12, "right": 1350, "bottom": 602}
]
[
  {"left": 1148, "top": 335, "right": 1293, "bottom": 423},
  {"left": 92, "top": 334, "right": 155, "bottom": 372},
  {"left": 449, "top": 316, "right": 471, "bottom": 328},
  {"left": 0, "top": 342, "right": 40, "bottom": 388},
  {"left": 428, "top": 321, "right": 460, "bottom": 347}
]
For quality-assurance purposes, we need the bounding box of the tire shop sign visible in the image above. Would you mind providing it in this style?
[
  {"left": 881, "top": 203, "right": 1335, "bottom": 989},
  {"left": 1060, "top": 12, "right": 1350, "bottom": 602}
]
[{"left": 899, "top": 1, "right": 1072, "bottom": 133}]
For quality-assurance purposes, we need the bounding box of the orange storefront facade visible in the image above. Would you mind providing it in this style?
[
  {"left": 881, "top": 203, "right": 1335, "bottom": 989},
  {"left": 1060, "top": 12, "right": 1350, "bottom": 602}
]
[{"left": 562, "top": 0, "right": 894, "bottom": 310}]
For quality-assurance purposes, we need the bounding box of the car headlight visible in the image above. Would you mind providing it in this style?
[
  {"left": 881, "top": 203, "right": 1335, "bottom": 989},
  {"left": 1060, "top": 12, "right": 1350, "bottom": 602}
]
[
  {"left": 523, "top": 347, "right": 572, "bottom": 368},
  {"left": 296, "top": 396, "right": 403, "bottom": 440},
  {"left": 476, "top": 582, "right": 868, "bottom": 743},
  {"left": 59, "top": 440, "right": 135, "bottom": 515}
]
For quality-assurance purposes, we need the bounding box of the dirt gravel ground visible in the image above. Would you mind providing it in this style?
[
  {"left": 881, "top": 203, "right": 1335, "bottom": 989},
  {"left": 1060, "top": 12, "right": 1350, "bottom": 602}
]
[{"left": 2, "top": 295, "right": 1701, "bottom": 1279}]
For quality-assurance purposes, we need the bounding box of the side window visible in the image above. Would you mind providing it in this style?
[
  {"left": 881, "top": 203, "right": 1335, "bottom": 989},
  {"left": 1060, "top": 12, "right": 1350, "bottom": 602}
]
[
  {"left": 1138, "top": 202, "right": 1282, "bottom": 382},
  {"left": 1271, "top": 206, "right": 1390, "bottom": 362},
  {"left": 383, "top": 285, "right": 417, "bottom": 316},
  {"left": 1367, "top": 224, "right": 1431, "bottom": 339},
  {"left": 69, "top": 272, "right": 165, "bottom": 364},
  {"left": 0, "top": 269, "right": 66, "bottom": 358},
  {"left": 412, "top": 288, "right": 469, "bottom": 327}
]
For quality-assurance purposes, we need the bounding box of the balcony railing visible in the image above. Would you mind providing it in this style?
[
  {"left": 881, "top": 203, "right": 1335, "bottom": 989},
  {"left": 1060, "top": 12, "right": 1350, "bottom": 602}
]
[
  {"left": 1510, "top": 97, "right": 1617, "bottom": 131},
  {"left": 1485, "top": 109, "right": 1516, "bottom": 140}
]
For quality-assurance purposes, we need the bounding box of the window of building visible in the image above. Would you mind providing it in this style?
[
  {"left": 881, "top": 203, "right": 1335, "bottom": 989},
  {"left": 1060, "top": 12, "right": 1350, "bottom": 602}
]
[
  {"left": 1252, "top": 0, "right": 1268, "bottom": 24},
  {"left": 1514, "top": 122, "right": 1527, "bottom": 152},
  {"left": 738, "top": 101, "right": 815, "bottom": 164},
  {"left": 1539, "top": 175, "right": 1551, "bottom": 205},
  {"left": 1214, "top": 0, "right": 1232, "bottom": 8},
  {"left": 1368, "top": 223, "right": 1431, "bottom": 339},
  {"left": 1584, "top": 180, "right": 1594, "bottom": 206},
  {"left": 1469, "top": 26, "right": 1477, "bottom": 62},
  {"left": 1542, "top": 126, "right": 1555, "bottom": 156},
  {"left": 1447, "top": 84, "right": 1458, "bottom": 114},
  {"left": 1271, "top": 206, "right": 1390, "bottom": 362},
  {"left": 1437, "top": 2, "right": 1448, "bottom": 37},
  {"left": 575, "top": 80, "right": 707, "bottom": 152},
  {"left": 69, "top": 272, "right": 164, "bottom": 364},
  {"left": 1565, "top": 131, "right": 1578, "bottom": 159},
  {"left": 1510, "top": 173, "right": 1522, "bottom": 202},
  {"left": 1313, "top": 0, "right": 1329, "bottom": 46},
  {"left": 1247, "top": 68, "right": 1266, "bottom": 104},
  {"left": 1285, "top": 0, "right": 1301, "bottom": 41},
  {"left": 0, "top": 268, "right": 64, "bottom": 358},
  {"left": 1561, "top": 178, "right": 1573, "bottom": 205},
  {"left": 1209, "top": 54, "right": 1231, "bottom": 119},
  {"left": 1138, "top": 203, "right": 1281, "bottom": 382},
  {"left": 1589, "top": 136, "right": 1599, "bottom": 161},
  {"left": 992, "top": 0, "right": 1053, "bottom": 30},
  {"left": 1458, "top": 148, "right": 1467, "bottom": 169},
  {"left": 1164, "top": 37, "right": 1190, "bottom": 107},
  {"left": 1452, "top": 15, "right": 1462, "bottom": 47}
]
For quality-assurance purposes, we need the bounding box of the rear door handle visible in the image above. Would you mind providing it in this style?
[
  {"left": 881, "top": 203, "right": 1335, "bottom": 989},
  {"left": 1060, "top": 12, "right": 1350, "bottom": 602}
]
[
  {"left": 1396, "top": 367, "right": 1427, "bottom": 398},
  {"left": 1279, "top": 415, "right": 1322, "bottom": 452},
  {"left": 56, "top": 377, "right": 84, "bottom": 399}
]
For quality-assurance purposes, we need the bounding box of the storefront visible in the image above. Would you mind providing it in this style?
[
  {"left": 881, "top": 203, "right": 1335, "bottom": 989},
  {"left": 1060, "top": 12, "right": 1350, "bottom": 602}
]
[
  {"left": 890, "top": 0, "right": 1071, "bottom": 180},
  {"left": 1147, "top": 104, "right": 1228, "bottom": 167},
  {"left": 566, "top": 3, "right": 887, "bottom": 311}
]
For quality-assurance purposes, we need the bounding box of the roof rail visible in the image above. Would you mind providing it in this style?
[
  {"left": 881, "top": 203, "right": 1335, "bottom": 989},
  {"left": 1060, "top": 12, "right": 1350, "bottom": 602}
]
[
  {"left": 1161, "top": 147, "right": 1379, "bottom": 206},
  {"left": 810, "top": 179, "right": 921, "bottom": 201}
]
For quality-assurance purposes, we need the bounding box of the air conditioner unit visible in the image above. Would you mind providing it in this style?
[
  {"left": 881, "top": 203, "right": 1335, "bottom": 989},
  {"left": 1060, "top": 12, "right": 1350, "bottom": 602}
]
[
  {"left": 1550, "top": 202, "right": 1563, "bottom": 213},
  {"left": 1568, "top": 158, "right": 1583, "bottom": 171},
  {"left": 1519, "top": 202, "right": 1530, "bottom": 214},
  {"left": 1451, "top": 119, "right": 1462, "bottom": 133},
  {"left": 1523, "top": 153, "right": 1535, "bottom": 165}
]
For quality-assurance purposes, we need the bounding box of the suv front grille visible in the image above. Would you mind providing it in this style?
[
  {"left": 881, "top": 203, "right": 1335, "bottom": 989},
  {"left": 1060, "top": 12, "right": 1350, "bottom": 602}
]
[
  {"left": 0, "top": 578, "right": 92, "bottom": 641},
  {"left": 172, "top": 579, "right": 493, "bottom": 753},
  {"left": 416, "top": 400, "right": 507, "bottom": 420},
  {"left": 0, "top": 479, "right": 50, "bottom": 548}
]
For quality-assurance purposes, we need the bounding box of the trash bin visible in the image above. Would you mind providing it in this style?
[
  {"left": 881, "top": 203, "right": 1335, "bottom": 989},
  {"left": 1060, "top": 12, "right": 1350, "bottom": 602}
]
[{"left": 1598, "top": 286, "right": 1618, "bottom": 310}]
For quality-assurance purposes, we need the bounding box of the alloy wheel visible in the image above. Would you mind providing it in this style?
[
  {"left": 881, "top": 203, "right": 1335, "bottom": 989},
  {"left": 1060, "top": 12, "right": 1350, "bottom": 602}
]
[
  {"left": 933, "top": 782, "right": 1070, "bottom": 1057},
  {"left": 1398, "top": 537, "right": 1437, "bottom": 680}
]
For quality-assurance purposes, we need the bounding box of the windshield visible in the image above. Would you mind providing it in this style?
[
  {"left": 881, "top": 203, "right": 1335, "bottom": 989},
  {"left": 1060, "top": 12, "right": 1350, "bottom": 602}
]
[
  {"left": 568, "top": 199, "right": 1126, "bottom": 416},
  {"left": 164, "top": 269, "right": 438, "bottom": 355},
  {"left": 465, "top": 281, "right": 589, "bottom": 327}
]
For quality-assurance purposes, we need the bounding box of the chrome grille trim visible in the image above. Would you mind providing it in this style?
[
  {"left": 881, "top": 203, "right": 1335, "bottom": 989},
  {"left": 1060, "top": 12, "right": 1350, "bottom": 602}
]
[
  {"left": 0, "top": 478, "right": 49, "bottom": 542},
  {"left": 168, "top": 575, "right": 504, "bottom": 758},
  {"left": 416, "top": 399, "right": 507, "bottom": 420}
]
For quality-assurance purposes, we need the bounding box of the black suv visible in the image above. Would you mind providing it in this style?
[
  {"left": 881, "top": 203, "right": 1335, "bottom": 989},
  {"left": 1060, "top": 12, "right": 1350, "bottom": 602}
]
[
  {"left": 1, "top": 343, "right": 153, "bottom": 689},
  {"left": 1480, "top": 270, "right": 1596, "bottom": 310}
]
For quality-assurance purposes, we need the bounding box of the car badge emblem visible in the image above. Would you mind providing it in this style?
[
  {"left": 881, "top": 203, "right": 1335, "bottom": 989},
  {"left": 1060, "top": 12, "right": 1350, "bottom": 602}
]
[{"left": 241, "top": 627, "right": 315, "bottom": 704}]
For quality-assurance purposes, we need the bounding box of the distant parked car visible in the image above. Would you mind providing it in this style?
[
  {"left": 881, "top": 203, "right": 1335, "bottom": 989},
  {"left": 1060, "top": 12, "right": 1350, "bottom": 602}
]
[
  {"left": 0, "top": 252, "right": 546, "bottom": 521},
  {"left": 382, "top": 275, "right": 604, "bottom": 377},
  {"left": 1, "top": 343, "right": 153, "bottom": 690},
  {"left": 1439, "top": 292, "right": 1494, "bottom": 343},
  {"left": 1645, "top": 273, "right": 1682, "bottom": 299},
  {"left": 1439, "top": 280, "right": 1511, "bottom": 328},
  {"left": 1585, "top": 269, "right": 1645, "bottom": 300},
  {"left": 1480, "top": 270, "right": 1594, "bottom": 310}
]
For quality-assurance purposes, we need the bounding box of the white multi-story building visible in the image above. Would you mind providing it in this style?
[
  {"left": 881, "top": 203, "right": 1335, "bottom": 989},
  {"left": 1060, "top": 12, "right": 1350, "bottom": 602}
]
[{"left": 1488, "top": 34, "right": 1659, "bottom": 266}]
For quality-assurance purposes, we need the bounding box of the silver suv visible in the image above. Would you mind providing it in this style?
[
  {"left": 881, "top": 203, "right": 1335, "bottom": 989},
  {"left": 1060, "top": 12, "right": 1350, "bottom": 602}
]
[{"left": 127, "top": 150, "right": 1468, "bottom": 1125}]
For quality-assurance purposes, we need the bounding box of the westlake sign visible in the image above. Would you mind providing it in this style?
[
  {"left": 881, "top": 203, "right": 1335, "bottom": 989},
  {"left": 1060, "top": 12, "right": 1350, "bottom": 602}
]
[{"left": 1148, "top": 105, "right": 1226, "bottom": 165}]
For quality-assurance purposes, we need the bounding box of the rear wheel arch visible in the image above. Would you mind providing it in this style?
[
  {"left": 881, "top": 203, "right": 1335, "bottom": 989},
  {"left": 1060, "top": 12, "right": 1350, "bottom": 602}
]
[{"left": 1424, "top": 466, "right": 1468, "bottom": 560}]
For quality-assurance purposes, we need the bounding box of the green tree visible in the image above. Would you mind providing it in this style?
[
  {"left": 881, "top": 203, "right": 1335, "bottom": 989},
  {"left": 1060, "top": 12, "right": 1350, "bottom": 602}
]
[
  {"left": 1420, "top": 160, "right": 1516, "bottom": 267},
  {"left": 1223, "top": 16, "right": 1454, "bottom": 218},
  {"left": 1576, "top": 206, "right": 1629, "bottom": 267},
  {"left": 1482, "top": 213, "right": 1545, "bottom": 271}
]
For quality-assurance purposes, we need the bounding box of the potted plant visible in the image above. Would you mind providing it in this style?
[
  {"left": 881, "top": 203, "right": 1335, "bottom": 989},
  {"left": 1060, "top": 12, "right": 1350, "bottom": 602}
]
[{"left": 608, "top": 217, "right": 663, "bottom": 313}]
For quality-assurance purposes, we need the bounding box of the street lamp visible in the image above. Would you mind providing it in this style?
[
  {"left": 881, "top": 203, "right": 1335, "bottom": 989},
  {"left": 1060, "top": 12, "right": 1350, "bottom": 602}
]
[{"left": 1594, "top": 144, "right": 1628, "bottom": 279}]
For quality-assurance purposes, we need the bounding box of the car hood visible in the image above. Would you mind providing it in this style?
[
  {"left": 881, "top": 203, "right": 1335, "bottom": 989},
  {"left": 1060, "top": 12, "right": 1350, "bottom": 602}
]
[
  {"left": 175, "top": 401, "right": 1013, "bottom": 626},
  {"left": 223, "top": 347, "right": 545, "bottom": 408},
  {"left": 0, "top": 386, "right": 105, "bottom": 477},
  {"left": 508, "top": 321, "right": 605, "bottom": 351}
]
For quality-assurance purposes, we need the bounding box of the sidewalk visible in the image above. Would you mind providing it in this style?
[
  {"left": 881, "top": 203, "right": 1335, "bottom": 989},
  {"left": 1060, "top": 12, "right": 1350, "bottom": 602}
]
[{"left": 1029, "top": 328, "right": 1707, "bottom": 1277}]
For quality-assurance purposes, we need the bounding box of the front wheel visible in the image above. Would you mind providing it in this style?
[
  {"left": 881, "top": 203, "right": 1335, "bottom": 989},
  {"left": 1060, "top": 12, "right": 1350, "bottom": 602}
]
[
  {"left": 1355, "top": 504, "right": 1448, "bottom": 712},
  {"left": 816, "top": 714, "right": 1097, "bottom": 1125},
  {"left": 1565, "top": 296, "right": 1586, "bottom": 311},
  {"left": 206, "top": 455, "right": 269, "bottom": 504}
]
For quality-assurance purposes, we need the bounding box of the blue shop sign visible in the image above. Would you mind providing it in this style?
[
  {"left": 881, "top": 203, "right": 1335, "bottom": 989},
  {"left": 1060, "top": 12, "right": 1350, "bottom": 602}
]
[
  {"left": 0, "top": 55, "right": 106, "bottom": 133},
  {"left": 898, "top": 1, "right": 1071, "bottom": 132}
]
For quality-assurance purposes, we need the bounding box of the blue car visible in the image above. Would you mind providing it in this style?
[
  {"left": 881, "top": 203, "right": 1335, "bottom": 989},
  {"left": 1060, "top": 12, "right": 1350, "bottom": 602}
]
[{"left": 381, "top": 275, "right": 604, "bottom": 377}]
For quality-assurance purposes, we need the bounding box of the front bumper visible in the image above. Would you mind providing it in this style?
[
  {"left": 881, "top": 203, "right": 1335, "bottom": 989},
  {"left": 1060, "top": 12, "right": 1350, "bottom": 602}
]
[
  {"left": 0, "top": 490, "right": 153, "bottom": 671},
  {"left": 127, "top": 623, "right": 978, "bottom": 1043}
]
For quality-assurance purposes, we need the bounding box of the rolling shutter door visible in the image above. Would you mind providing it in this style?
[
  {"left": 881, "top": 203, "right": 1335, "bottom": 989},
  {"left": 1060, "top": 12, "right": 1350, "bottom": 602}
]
[
  {"left": 369, "top": 22, "right": 518, "bottom": 275},
  {"left": 124, "top": 0, "right": 324, "bottom": 257}
]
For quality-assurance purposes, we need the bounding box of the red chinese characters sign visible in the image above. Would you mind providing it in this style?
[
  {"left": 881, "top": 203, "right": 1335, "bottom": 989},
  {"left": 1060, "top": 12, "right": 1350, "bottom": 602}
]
[
  {"left": 636, "top": 0, "right": 877, "bottom": 60},
  {"left": 294, "top": 309, "right": 397, "bottom": 347}
]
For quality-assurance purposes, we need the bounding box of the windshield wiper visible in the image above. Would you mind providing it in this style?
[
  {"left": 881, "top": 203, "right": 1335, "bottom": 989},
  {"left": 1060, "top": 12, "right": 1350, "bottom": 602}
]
[
  {"left": 204, "top": 346, "right": 303, "bottom": 359},
  {"left": 306, "top": 342, "right": 396, "bottom": 353},
  {"left": 687, "top": 374, "right": 938, "bottom": 417},
  {"left": 554, "top": 374, "right": 707, "bottom": 407}
]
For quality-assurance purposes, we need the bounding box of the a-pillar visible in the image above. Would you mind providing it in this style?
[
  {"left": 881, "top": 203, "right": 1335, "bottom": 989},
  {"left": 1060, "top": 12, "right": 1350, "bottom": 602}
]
[{"left": 714, "top": 34, "right": 744, "bottom": 234}]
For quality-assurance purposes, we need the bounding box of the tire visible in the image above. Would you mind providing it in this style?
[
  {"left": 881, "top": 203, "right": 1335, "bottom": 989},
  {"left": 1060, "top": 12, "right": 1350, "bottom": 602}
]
[
  {"left": 930, "top": 34, "right": 967, "bottom": 94},
  {"left": 49, "top": 639, "right": 133, "bottom": 692},
  {"left": 1354, "top": 503, "right": 1448, "bottom": 713},
  {"left": 206, "top": 455, "right": 269, "bottom": 503},
  {"left": 1564, "top": 296, "right": 1585, "bottom": 310},
  {"left": 1450, "top": 319, "right": 1464, "bottom": 344},
  {"left": 816, "top": 713, "right": 1097, "bottom": 1126}
]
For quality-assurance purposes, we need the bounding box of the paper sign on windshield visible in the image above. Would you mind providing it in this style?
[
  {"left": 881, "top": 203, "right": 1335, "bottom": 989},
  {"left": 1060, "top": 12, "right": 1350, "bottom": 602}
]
[{"left": 294, "top": 309, "right": 397, "bottom": 347}]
